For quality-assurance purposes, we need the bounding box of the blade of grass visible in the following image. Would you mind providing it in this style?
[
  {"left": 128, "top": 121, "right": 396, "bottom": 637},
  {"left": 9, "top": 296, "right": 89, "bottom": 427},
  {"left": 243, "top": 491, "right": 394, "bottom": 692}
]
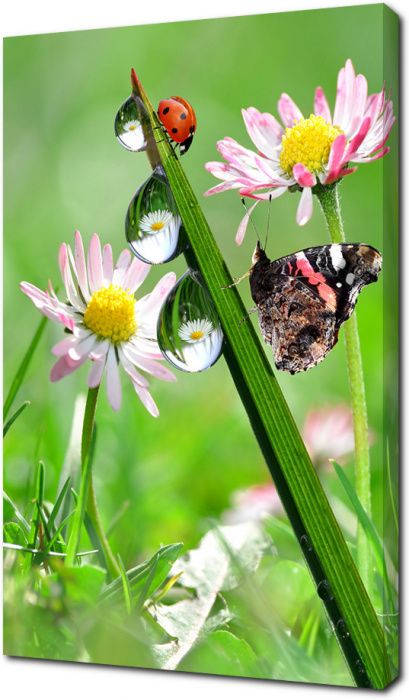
[
  {"left": 117, "top": 553, "right": 133, "bottom": 615},
  {"left": 3, "top": 491, "right": 30, "bottom": 533},
  {"left": 132, "top": 72, "right": 391, "bottom": 688},
  {"left": 3, "top": 401, "right": 30, "bottom": 437},
  {"left": 331, "top": 460, "right": 395, "bottom": 611},
  {"left": 66, "top": 427, "right": 97, "bottom": 567},
  {"left": 3, "top": 542, "right": 97, "bottom": 557},
  {"left": 3, "top": 316, "right": 48, "bottom": 421},
  {"left": 71, "top": 487, "right": 108, "bottom": 571},
  {"left": 47, "top": 477, "right": 72, "bottom": 534}
]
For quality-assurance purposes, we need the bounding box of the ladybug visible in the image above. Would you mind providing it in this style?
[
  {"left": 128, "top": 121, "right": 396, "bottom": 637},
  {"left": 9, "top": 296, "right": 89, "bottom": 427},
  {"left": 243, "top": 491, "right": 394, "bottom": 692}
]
[{"left": 158, "top": 96, "right": 196, "bottom": 155}]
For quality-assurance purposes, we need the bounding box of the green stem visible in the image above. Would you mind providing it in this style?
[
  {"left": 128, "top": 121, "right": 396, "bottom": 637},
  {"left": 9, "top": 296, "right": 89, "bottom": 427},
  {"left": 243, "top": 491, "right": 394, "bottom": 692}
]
[
  {"left": 66, "top": 386, "right": 120, "bottom": 578},
  {"left": 315, "top": 184, "right": 372, "bottom": 593}
]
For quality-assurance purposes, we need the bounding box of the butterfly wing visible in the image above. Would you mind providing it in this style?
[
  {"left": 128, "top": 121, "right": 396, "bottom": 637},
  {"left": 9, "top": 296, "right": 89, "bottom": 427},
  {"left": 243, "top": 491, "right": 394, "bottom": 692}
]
[{"left": 250, "top": 243, "right": 382, "bottom": 373}]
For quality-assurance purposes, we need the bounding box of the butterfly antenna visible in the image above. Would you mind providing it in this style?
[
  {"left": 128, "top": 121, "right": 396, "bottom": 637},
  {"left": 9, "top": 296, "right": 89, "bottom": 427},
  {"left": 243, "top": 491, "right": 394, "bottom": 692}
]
[
  {"left": 264, "top": 194, "right": 272, "bottom": 251},
  {"left": 241, "top": 197, "right": 261, "bottom": 245}
]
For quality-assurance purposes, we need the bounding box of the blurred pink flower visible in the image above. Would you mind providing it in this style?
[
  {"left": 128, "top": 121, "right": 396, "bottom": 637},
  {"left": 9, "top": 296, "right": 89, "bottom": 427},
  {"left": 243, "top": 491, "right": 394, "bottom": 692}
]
[
  {"left": 21, "top": 231, "right": 176, "bottom": 415},
  {"left": 302, "top": 404, "right": 356, "bottom": 467},
  {"left": 205, "top": 59, "right": 395, "bottom": 241},
  {"left": 223, "top": 483, "right": 283, "bottom": 525}
]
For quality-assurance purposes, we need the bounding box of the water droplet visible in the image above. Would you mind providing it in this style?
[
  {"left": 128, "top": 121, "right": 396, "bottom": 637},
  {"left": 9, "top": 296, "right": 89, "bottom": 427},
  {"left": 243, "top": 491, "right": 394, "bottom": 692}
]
[
  {"left": 157, "top": 269, "right": 224, "bottom": 372},
  {"left": 336, "top": 618, "right": 350, "bottom": 639},
  {"left": 299, "top": 533, "right": 313, "bottom": 553},
  {"left": 355, "top": 659, "right": 366, "bottom": 676},
  {"left": 317, "top": 579, "right": 334, "bottom": 602},
  {"left": 115, "top": 96, "right": 147, "bottom": 152},
  {"left": 126, "top": 169, "right": 186, "bottom": 265}
]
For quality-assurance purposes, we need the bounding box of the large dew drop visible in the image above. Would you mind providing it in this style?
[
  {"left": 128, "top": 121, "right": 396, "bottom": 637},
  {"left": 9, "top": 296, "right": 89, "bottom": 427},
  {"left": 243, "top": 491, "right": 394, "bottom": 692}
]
[
  {"left": 126, "top": 168, "right": 186, "bottom": 264},
  {"left": 114, "top": 96, "right": 147, "bottom": 152},
  {"left": 157, "top": 270, "right": 224, "bottom": 372}
]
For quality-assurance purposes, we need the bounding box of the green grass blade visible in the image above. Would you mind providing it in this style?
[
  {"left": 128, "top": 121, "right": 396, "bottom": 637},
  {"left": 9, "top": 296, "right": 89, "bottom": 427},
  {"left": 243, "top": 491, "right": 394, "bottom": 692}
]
[
  {"left": 117, "top": 553, "right": 133, "bottom": 615},
  {"left": 47, "top": 477, "right": 72, "bottom": 535},
  {"left": 3, "top": 491, "right": 30, "bottom": 533},
  {"left": 3, "top": 401, "right": 30, "bottom": 437},
  {"left": 71, "top": 488, "right": 108, "bottom": 571},
  {"left": 3, "top": 316, "right": 48, "bottom": 421},
  {"left": 331, "top": 460, "right": 395, "bottom": 610},
  {"left": 132, "top": 72, "right": 391, "bottom": 688}
]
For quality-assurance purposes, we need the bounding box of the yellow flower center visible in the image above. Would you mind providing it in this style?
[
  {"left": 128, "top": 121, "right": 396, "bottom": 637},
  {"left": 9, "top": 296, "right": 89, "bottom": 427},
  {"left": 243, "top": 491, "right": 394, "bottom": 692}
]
[
  {"left": 129, "top": 125, "right": 136, "bottom": 131},
  {"left": 151, "top": 222, "right": 164, "bottom": 231},
  {"left": 280, "top": 114, "right": 343, "bottom": 175},
  {"left": 190, "top": 331, "right": 204, "bottom": 340},
  {"left": 83, "top": 284, "right": 137, "bottom": 344}
]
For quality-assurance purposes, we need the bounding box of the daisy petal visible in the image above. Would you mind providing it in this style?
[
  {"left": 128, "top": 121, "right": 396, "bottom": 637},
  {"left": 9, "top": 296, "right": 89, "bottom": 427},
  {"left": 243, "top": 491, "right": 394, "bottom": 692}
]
[
  {"left": 74, "top": 230, "right": 90, "bottom": 301},
  {"left": 121, "top": 257, "right": 151, "bottom": 294},
  {"left": 102, "top": 244, "right": 114, "bottom": 286},
  {"left": 87, "top": 234, "right": 103, "bottom": 294},
  {"left": 278, "top": 93, "right": 303, "bottom": 127},
  {"left": 106, "top": 345, "right": 122, "bottom": 412},
  {"left": 50, "top": 354, "right": 87, "bottom": 382},
  {"left": 112, "top": 249, "right": 132, "bottom": 287},
  {"left": 296, "top": 187, "right": 313, "bottom": 227},
  {"left": 314, "top": 87, "right": 332, "bottom": 123},
  {"left": 131, "top": 382, "right": 159, "bottom": 418},
  {"left": 236, "top": 201, "right": 259, "bottom": 245},
  {"left": 293, "top": 163, "right": 316, "bottom": 188},
  {"left": 87, "top": 359, "right": 106, "bottom": 389}
]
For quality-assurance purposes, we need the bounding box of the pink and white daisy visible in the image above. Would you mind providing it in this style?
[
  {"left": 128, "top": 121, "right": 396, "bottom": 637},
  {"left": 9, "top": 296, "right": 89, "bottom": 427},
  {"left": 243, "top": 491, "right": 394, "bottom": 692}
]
[
  {"left": 204, "top": 59, "right": 395, "bottom": 241},
  {"left": 20, "top": 231, "right": 177, "bottom": 415}
]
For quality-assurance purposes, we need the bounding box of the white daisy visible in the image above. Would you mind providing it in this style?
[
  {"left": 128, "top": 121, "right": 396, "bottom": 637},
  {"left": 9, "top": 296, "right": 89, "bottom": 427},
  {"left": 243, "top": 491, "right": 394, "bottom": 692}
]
[
  {"left": 178, "top": 319, "right": 214, "bottom": 344},
  {"left": 20, "top": 231, "right": 177, "bottom": 415},
  {"left": 139, "top": 210, "right": 175, "bottom": 234},
  {"left": 132, "top": 211, "right": 182, "bottom": 265},
  {"left": 117, "top": 119, "right": 146, "bottom": 152}
]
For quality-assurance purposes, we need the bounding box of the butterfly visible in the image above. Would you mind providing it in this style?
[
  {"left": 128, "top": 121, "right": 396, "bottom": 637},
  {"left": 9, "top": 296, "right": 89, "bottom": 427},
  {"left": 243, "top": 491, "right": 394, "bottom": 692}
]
[{"left": 247, "top": 242, "right": 382, "bottom": 374}]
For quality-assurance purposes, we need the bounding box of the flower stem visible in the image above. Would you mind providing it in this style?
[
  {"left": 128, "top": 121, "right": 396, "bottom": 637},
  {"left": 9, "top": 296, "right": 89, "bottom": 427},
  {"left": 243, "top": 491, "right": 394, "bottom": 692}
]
[
  {"left": 66, "top": 385, "right": 120, "bottom": 578},
  {"left": 315, "top": 184, "right": 372, "bottom": 593}
]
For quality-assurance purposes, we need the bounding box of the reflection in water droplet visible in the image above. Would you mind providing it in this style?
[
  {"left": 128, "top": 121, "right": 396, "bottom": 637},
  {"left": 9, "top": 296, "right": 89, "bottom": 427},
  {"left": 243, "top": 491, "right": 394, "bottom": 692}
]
[
  {"left": 157, "top": 270, "right": 224, "bottom": 372},
  {"left": 126, "top": 169, "right": 186, "bottom": 264},
  {"left": 299, "top": 533, "right": 313, "bottom": 553},
  {"left": 317, "top": 579, "right": 334, "bottom": 602},
  {"left": 336, "top": 618, "right": 350, "bottom": 639},
  {"left": 115, "top": 96, "right": 147, "bottom": 152}
]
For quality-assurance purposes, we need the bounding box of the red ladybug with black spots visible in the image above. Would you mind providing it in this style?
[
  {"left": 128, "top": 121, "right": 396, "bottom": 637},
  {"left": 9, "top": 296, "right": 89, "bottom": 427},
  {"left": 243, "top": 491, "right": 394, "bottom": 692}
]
[{"left": 158, "top": 96, "right": 196, "bottom": 155}]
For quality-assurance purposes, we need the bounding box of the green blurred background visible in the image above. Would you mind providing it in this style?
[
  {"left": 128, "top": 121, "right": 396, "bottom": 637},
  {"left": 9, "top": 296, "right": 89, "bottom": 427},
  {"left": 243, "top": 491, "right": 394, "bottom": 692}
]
[{"left": 3, "top": 4, "right": 398, "bottom": 574}]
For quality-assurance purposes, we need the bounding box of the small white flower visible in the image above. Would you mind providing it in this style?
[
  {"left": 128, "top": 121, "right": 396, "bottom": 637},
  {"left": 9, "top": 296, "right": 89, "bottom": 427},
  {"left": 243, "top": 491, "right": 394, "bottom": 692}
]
[
  {"left": 123, "top": 119, "right": 141, "bottom": 133},
  {"left": 139, "top": 210, "right": 175, "bottom": 235},
  {"left": 117, "top": 119, "right": 146, "bottom": 151},
  {"left": 20, "top": 231, "right": 177, "bottom": 415},
  {"left": 178, "top": 319, "right": 214, "bottom": 344}
]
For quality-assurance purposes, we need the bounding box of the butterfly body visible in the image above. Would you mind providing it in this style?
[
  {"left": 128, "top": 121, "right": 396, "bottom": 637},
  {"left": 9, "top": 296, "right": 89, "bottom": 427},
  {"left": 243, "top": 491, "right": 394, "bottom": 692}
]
[{"left": 249, "top": 242, "right": 382, "bottom": 374}]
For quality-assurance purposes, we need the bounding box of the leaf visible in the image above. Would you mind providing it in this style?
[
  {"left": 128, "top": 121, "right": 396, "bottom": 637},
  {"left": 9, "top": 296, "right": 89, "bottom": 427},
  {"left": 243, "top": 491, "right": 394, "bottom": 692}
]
[
  {"left": 150, "top": 522, "right": 270, "bottom": 671},
  {"left": 3, "top": 523, "right": 28, "bottom": 548},
  {"left": 3, "top": 315, "right": 48, "bottom": 421},
  {"left": 331, "top": 460, "right": 396, "bottom": 612},
  {"left": 3, "top": 401, "right": 30, "bottom": 437},
  {"left": 100, "top": 543, "right": 184, "bottom": 608},
  {"left": 42, "top": 565, "right": 106, "bottom": 603},
  {"left": 180, "top": 630, "right": 263, "bottom": 678},
  {"left": 3, "top": 491, "right": 30, "bottom": 533}
]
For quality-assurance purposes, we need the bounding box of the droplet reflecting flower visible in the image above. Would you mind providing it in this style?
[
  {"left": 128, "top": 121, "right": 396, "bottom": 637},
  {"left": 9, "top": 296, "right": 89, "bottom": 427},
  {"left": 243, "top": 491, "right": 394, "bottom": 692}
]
[
  {"left": 139, "top": 210, "right": 175, "bottom": 234},
  {"left": 157, "top": 270, "right": 224, "bottom": 372},
  {"left": 126, "top": 169, "right": 186, "bottom": 264},
  {"left": 178, "top": 319, "right": 213, "bottom": 344},
  {"left": 115, "top": 97, "right": 147, "bottom": 152}
]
